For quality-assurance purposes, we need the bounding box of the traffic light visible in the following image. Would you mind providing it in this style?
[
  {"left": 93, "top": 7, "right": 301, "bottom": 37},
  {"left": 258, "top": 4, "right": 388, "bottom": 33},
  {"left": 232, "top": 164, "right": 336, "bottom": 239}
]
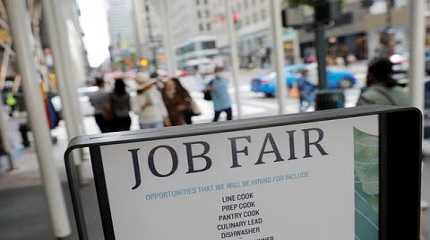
[
  {"left": 314, "top": 1, "right": 330, "bottom": 24},
  {"left": 361, "top": 0, "right": 374, "bottom": 8},
  {"left": 281, "top": 9, "right": 288, "bottom": 28},
  {"left": 314, "top": 0, "right": 342, "bottom": 25}
]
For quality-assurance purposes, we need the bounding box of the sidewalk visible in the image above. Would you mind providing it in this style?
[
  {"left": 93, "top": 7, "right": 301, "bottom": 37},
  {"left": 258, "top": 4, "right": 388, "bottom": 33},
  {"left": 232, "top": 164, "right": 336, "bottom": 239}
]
[
  {"left": 0, "top": 119, "right": 102, "bottom": 240},
  {"left": 0, "top": 150, "right": 104, "bottom": 240},
  {"left": 0, "top": 180, "right": 105, "bottom": 240}
]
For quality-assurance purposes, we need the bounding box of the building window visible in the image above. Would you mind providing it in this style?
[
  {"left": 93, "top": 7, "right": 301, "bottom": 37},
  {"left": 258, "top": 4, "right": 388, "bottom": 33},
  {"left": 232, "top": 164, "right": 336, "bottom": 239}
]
[
  {"left": 199, "top": 23, "right": 204, "bottom": 32},
  {"left": 253, "top": 12, "right": 258, "bottom": 23},
  {"left": 178, "top": 43, "right": 196, "bottom": 55},
  {"left": 197, "top": 11, "right": 202, "bottom": 18},
  {"left": 196, "top": 0, "right": 200, "bottom": 5},
  {"left": 261, "top": 9, "right": 267, "bottom": 20},
  {"left": 206, "top": 23, "right": 212, "bottom": 31},
  {"left": 205, "top": 10, "right": 210, "bottom": 17},
  {"left": 202, "top": 41, "right": 216, "bottom": 49},
  {"left": 204, "top": 0, "right": 208, "bottom": 4},
  {"left": 244, "top": 0, "right": 249, "bottom": 9},
  {"left": 257, "top": 37, "right": 264, "bottom": 47}
]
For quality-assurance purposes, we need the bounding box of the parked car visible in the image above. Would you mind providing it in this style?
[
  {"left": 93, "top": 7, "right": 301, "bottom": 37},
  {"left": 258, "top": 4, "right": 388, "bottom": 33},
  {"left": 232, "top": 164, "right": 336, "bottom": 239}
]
[
  {"left": 51, "top": 86, "right": 98, "bottom": 117},
  {"left": 251, "top": 64, "right": 357, "bottom": 97}
]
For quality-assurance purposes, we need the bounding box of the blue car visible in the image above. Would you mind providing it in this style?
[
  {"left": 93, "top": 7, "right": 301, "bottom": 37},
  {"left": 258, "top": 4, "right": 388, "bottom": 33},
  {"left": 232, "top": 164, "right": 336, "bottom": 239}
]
[{"left": 251, "top": 64, "right": 357, "bottom": 97}]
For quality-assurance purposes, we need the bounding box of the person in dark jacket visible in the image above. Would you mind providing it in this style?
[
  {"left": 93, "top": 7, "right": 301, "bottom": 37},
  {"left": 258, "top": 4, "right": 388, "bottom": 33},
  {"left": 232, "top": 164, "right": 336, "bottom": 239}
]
[
  {"left": 110, "top": 79, "right": 131, "bottom": 132},
  {"left": 357, "top": 58, "right": 410, "bottom": 107},
  {"left": 89, "top": 77, "right": 111, "bottom": 133}
]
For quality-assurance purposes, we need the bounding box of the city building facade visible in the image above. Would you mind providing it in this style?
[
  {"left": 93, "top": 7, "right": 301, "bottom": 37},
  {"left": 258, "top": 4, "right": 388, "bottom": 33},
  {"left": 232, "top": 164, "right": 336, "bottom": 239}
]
[
  {"left": 284, "top": 0, "right": 418, "bottom": 61},
  {"left": 285, "top": 0, "right": 368, "bottom": 61},
  {"left": 142, "top": 0, "right": 288, "bottom": 69},
  {"left": 136, "top": 0, "right": 430, "bottom": 70},
  {"left": 133, "top": 0, "right": 163, "bottom": 66},
  {"left": 107, "top": 0, "right": 137, "bottom": 50},
  {"left": 172, "top": 0, "right": 218, "bottom": 68},
  {"left": 147, "top": 0, "right": 225, "bottom": 69},
  {"left": 229, "top": 0, "right": 272, "bottom": 68}
]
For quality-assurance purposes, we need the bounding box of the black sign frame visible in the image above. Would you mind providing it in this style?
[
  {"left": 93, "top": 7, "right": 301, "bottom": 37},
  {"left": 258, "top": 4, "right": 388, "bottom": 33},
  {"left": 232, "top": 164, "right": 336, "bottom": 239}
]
[{"left": 65, "top": 105, "right": 422, "bottom": 240}]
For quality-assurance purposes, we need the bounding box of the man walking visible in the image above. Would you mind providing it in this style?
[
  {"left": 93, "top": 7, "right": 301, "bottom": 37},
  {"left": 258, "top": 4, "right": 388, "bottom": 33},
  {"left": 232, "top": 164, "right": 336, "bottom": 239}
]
[{"left": 206, "top": 67, "right": 233, "bottom": 122}]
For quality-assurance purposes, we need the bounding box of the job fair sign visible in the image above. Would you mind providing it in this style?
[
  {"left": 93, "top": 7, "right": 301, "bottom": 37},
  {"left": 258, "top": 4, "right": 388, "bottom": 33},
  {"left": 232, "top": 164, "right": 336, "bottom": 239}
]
[{"left": 86, "top": 114, "right": 380, "bottom": 240}]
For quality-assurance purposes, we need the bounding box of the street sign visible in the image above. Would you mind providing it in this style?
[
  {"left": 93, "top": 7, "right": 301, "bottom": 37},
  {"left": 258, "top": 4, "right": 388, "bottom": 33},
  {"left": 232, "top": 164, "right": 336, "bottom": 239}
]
[{"left": 65, "top": 106, "right": 422, "bottom": 240}]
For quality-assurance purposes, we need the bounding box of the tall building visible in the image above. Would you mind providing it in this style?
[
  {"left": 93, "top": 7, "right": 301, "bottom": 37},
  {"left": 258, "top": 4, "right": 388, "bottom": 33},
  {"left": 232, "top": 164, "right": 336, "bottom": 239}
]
[
  {"left": 133, "top": 0, "right": 163, "bottom": 63},
  {"left": 228, "top": 0, "right": 272, "bottom": 67},
  {"left": 141, "top": 0, "right": 273, "bottom": 68},
  {"left": 149, "top": 0, "right": 275, "bottom": 68},
  {"left": 107, "top": 0, "right": 136, "bottom": 50},
  {"left": 147, "top": 0, "right": 225, "bottom": 68}
]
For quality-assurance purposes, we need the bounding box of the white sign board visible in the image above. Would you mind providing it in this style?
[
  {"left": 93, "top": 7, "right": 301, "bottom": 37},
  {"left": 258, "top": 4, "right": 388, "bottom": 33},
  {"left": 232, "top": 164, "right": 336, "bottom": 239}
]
[{"left": 97, "top": 115, "right": 379, "bottom": 240}]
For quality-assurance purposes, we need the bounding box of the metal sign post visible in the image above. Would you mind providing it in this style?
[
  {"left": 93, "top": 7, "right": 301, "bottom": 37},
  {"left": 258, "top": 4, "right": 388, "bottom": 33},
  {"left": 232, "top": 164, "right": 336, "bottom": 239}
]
[
  {"left": 225, "top": 0, "right": 243, "bottom": 119},
  {"left": 42, "top": 0, "right": 84, "bottom": 140},
  {"left": 409, "top": 0, "right": 425, "bottom": 112},
  {"left": 6, "top": 0, "right": 71, "bottom": 238},
  {"left": 42, "top": 0, "right": 87, "bottom": 182},
  {"left": 270, "top": 0, "right": 287, "bottom": 115}
]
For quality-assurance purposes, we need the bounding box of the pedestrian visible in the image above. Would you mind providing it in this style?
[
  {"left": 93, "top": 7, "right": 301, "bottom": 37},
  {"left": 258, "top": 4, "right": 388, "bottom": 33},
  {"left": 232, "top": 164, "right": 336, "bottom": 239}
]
[
  {"left": 357, "top": 58, "right": 410, "bottom": 107},
  {"left": 171, "top": 77, "right": 198, "bottom": 124},
  {"left": 297, "top": 69, "right": 316, "bottom": 112},
  {"left": 161, "top": 78, "right": 192, "bottom": 126},
  {"left": 110, "top": 78, "right": 132, "bottom": 132},
  {"left": 205, "top": 66, "right": 233, "bottom": 122},
  {"left": 133, "top": 73, "right": 168, "bottom": 129},
  {"left": 89, "top": 77, "right": 112, "bottom": 133}
]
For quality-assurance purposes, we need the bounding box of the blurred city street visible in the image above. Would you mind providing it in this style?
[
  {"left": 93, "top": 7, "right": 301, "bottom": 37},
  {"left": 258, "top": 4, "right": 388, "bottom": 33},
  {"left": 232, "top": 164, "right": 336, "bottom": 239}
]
[
  {"left": 0, "top": 0, "right": 429, "bottom": 239},
  {"left": 0, "top": 63, "right": 426, "bottom": 240}
]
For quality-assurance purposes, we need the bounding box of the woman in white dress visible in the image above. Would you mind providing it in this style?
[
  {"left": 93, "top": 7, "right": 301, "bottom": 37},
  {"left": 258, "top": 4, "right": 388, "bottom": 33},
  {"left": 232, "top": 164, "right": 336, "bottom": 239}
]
[{"left": 133, "top": 73, "right": 169, "bottom": 129}]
